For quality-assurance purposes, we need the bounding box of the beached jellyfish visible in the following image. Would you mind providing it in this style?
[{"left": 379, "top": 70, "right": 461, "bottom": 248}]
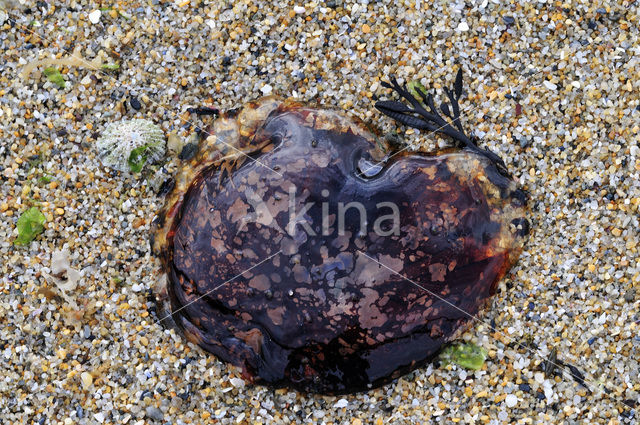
[{"left": 151, "top": 70, "right": 529, "bottom": 394}]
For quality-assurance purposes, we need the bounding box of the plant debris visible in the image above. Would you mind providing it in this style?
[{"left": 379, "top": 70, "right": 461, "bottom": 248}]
[
  {"left": 439, "top": 343, "right": 487, "bottom": 371},
  {"left": 15, "top": 207, "right": 46, "bottom": 245},
  {"left": 43, "top": 67, "right": 66, "bottom": 88}
]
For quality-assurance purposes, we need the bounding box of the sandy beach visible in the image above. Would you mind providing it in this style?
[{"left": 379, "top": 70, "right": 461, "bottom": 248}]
[{"left": 1, "top": 0, "right": 638, "bottom": 423}]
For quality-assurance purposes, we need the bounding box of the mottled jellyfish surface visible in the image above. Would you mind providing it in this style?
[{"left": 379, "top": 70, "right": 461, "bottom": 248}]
[{"left": 152, "top": 88, "right": 529, "bottom": 394}]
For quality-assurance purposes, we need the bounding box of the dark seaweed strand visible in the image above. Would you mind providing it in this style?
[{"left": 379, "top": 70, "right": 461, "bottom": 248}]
[
  {"left": 187, "top": 106, "right": 220, "bottom": 116},
  {"left": 375, "top": 69, "right": 508, "bottom": 173}
]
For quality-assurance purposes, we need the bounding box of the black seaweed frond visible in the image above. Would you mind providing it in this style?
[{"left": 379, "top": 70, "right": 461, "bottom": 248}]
[
  {"left": 375, "top": 69, "right": 507, "bottom": 172},
  {"left": 187, "top": 106, "right": 220, "bottom": 116}
]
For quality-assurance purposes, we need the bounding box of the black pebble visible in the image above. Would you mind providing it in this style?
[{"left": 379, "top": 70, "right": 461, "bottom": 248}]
[
  {"left": 130, "top": 96, "right": 141, "bottom": 110},
  {"left": 519, "top": 383, "right": 531, "bottom": 392},
  {"left": 503, "top": 16, "right": 515, "bottom": 25},
  {"left": 588, "top": 20, "right": 597, "bottom": 30},
  {"left": 179, "top": 143, "right": 198, "bottom": 161},
  {"left": 221, "top": 56, "right": 232, "bottom": 66}
]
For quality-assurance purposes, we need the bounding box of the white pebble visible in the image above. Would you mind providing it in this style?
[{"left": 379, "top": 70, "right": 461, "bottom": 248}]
[
  {"left": 293, "top": 6, "right": 306, "bottom": 14},
  {"left": 80, "top": 371, "right": 93, "bottom": 388},
  {"left": 333, "top": 399, "right": 348, "bottom": 408},
  {"left": 457, "top": 21, "right": 469, "bottom": 32},
  {"left": 261, "top": 84, "right": 273, "bottom": 95},
  {"left": 229, "top": 377, "right": 245, "bottom": 388},
  {"left": 571, "top": 81, "right": 581, "bottom": 88},
  {"left": 88, "top": 10, "right": 101, "bottom": 24},
  {"left": 505, "top": 394, "right": 518, "bottom": 408},
  {"left": 544, "top": 81, "right": 557, "bottom": 90}
]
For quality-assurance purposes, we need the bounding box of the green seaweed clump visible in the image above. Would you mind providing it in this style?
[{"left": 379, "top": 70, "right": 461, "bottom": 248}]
[
  {"left": 15, "top": 207, "right": 46, "bottom": 245},
  {"left": 439, "top": 343, "right": 487, "bottom": 370},
  {"left": 44, "top": 67, "right": 66, "bottom": 88}
]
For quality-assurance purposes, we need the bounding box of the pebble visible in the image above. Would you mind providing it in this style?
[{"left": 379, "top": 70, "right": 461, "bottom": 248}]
[
  {"left": 261, "top": 84, "right": 273, "bottom": 95},
  {"left": 88, "top": 10, "right": 101, "bottom": 24},
  {"left": 80, "top": 372, "right": 93, "bottom": 388},
  {"left": 456, "top": 21, "right": 469, "bottom": 32},
  {"left": 293, "top": 5, "right": 306, "bottom": 14},
  {"left": 334, "top": 399, "right": 348, "bottom": 408},
  {"left": 178, "top": 143, "right": 198, "bottom": 161},
  {"left": 543, "top": 81, "right": 557, "bottom": 90},
  {"left": 130, "top": 96, "right": 142, "bottom": 111},
  {"left": 145, "top": 406, "right": 164, "bottom": 422},
  {"left": 505, "top": 394, "right": 518, "bottom": 408}
]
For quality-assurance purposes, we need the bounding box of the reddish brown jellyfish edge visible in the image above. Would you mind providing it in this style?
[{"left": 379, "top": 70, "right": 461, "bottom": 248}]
[{"left": 151, "top": 88, "right": 529, "bottom": 394}]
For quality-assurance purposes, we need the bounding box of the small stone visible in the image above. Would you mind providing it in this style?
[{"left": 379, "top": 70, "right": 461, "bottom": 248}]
[
  {"left": 333, "top": 399, "right": 348, "bottom": 408},
  {"left": 229, "top": 377, "right": 245, "bottom": 388},
  {"left": 503, "top": 16, "right": 515, "bottom": 25},
  {"left": 88, "top": 10, "right": 101, "bottom": 24},
  {"left": 80, "top": 372, "right": 93, "bottom": 388},
  {"left": 178, "top": 143, "right": 198, "bottom": 161},
  {"left": 519, "top": 383, "right": 531, "bottom": 392},
  {"left": 145, "top": 406, "right": 164, "bottom": 422},
  {"left": 543, "top": 81, "right": 557, "bottom": 90},
  {"left": 130, "top": 96, "right": 141, "bottom": 110},
  {"left": 624, "top": 289, "right": 635, "bottom": 302},
  {"left": 534, "top": 372, "right": 545, "bottom": 383},
  {"left": 293, "top": 5, "right": 306, "bottom": 14},
  {"left": 167, "top": 132, "right": 184, "bottom": 154},
  {"left": 505, "top": 394, "right": 518, "bottom": 408},
  {"left": 93, "top": 412, "right": 105, "bottom": 423},
  {"left": 362, "top": 24, "right": 371, "bottom": 34},
  {"left": 457, "top": 21, "right": 469, "bottom": 31},
  {"left": 261, "top": 84, "right": 273, "bottom": 95}
]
